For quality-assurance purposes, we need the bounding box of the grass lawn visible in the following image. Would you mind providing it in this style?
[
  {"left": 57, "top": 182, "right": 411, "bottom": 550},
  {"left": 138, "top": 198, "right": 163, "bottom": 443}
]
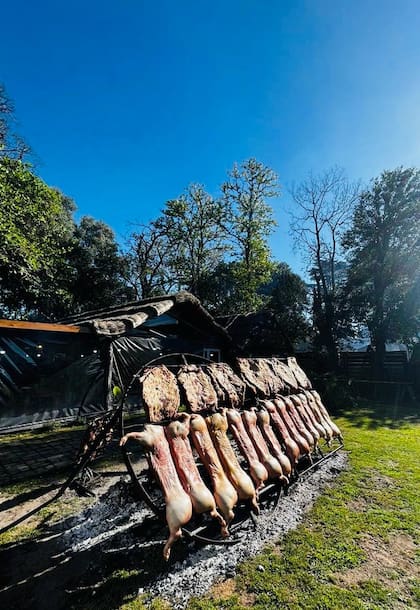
[
  {"left": 122, "top": 401, "right": 419, "bottom": 610},
  {"left": 1, "top": 400, "right": 419, "bottom": 609},
  {"left": 181, "top": 402, "right": 420, "bottom": 610}
]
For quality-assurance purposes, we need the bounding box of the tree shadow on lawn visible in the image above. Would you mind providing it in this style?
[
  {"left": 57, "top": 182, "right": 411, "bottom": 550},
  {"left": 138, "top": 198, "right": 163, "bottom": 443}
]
[
  {"left": 337, "top": 397, "right": 420, "bottom": 430},
  {"left": 0, "top": 501, "right": 189, "bottom": 610},
  {"left": 0, "top": 482, "right": 59, "bottom": 513}
]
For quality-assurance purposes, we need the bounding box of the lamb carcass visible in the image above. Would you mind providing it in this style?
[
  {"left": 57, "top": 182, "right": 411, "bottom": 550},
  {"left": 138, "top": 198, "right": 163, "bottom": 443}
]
[
  {"left": 177, "top": 365, "right": 218, "bottom": 413},
  {"left": 242, "top": 409, "right": 289, "bottom": 484},
  {"left": 288, "top": 394, "right": 321, "bottom": 447},
  {"left": 204, "top": 363, "right": 246, "bottom": 409},
  {"left": 189, "top": 413, "right": 238, "bottom": 525},
  {"left": 120, "top": 425, "right": 192, "bottom": 560},
  {"left": 282, "top": 395, "right": 316, "bottom": 449},
  {"left": 206, "top": 410, "right": 259, "bottom": 514},
  {"left": 286, "top": 356, "right": 312, "bottom": 390},
  {"left": 165, "top": 414, "right": 228, "bottom": 537},
  {"left": 272, "top": 397, "right": 312, "bottom": 457},
  {"left": 141, "top": 365, "right": 180, "bottom": 422},
  {"left": 309, "top": 390, "right": 343, "bottom": 442},
  {"left": 296, "top": 392, "right": 332, "bottom": 443},
  {"left": 256, "top": 409, "right": 292, "bottom": 479},
  {"left": 226, "top": 408, "right": 268, "bottom": 493},
  {"left": 303, "top": 390, "right": 334, "bottom": 441},
  {"left": 261, "top": 399, "right": 300, "bottom": 469},
  {"left": 236, "top": 358, "right": 273, "bottom": 398}
]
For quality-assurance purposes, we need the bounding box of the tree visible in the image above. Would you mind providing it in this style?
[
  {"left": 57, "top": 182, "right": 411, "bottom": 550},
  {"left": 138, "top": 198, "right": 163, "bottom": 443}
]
[
  {"left": 0, "top": 158, "right": 75, "bottom": 318},
  {"left": 264, "top": 262, "right": 310, "bottom": 352},
  {"left": 290, "top": 167, "right": 359, "bottom": 368},
  {"left": 0, "top": 84, "right": 31, "bottom": 161},
  {"left": 198, "top": 260, "right": 242, "bottom": 314},
  {"left": 154, "top": 184, "right": 228, "bottom": 299},
  {"left": 68, "top": 216, "right": 133, "bottom": 313},
  {"left": 124, "top": 223, "right": 173, "bottom": 299},
  {"left": 221, "top": 158, "right": 279, "bottom": 312},
  {"left": 344, "top": 167, "right": 420, "bottom": 375}
]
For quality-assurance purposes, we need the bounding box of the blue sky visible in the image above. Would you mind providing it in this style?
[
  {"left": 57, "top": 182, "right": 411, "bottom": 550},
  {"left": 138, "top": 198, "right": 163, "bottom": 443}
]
[{"left": 1, "top": 1, "right": 419, "bottom": 274}]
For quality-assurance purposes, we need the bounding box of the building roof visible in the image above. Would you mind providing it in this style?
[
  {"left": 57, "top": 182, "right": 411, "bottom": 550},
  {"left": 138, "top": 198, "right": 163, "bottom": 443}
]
[{"left": 59, "top": 291, "right": 233, "bottom": 340}]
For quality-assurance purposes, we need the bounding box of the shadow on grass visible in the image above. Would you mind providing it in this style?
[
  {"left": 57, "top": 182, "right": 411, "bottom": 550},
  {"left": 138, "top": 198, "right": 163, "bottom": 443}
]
[
  {"left": 0, "top": 490, "right": 188, "bottom": 610},
  {"left": 337, "top": 398, "right": 420, "bottom": 430},
  {"left": 0, "top": 482, "right": 59, "bottom": 513}
]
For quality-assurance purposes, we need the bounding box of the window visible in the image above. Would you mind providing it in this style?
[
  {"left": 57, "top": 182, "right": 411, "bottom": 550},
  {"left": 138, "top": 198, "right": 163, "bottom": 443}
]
[{"left": 203, "top": 348, "right": 221, "bottom": 362}]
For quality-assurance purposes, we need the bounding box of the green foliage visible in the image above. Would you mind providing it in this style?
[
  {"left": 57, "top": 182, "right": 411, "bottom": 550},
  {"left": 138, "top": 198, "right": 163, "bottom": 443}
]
[
  {"left": 125, "top": 223, "right": 173, "bottom": 299},
  {"left": 221, "top": 158, "right": 279, "bottom": 312},
  {"left": 0, "top": 83, "right": 31, "bottom": 161},
  {"left": 67, "top": 215, "right": 133, "bottom": 313},
  {"left": 344, "top": 167, "right": 420, "bottom": 362},
  {"left": 264, "top": 262, "right": 310, "bottom": 349},
  {"left": 154, "top": 184, "right": 228, "bottom": 298},
  {"left": 0, "top": 158, "right": 75, "bottom": 317},
  {"left": 126, "top": 160, "right": 280, "bottom": 315}
]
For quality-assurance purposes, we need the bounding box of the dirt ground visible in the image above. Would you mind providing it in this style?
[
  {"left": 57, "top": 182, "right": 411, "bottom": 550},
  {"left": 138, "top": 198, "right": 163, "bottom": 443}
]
[{"left": 0, "top": 453, "right": 347, "bottom": 610}]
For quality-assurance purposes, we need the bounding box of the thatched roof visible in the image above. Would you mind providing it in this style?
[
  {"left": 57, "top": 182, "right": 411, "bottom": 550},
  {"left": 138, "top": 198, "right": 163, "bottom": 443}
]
[{"left": 60, "top": 291, "right": 233, "bottom": 341}]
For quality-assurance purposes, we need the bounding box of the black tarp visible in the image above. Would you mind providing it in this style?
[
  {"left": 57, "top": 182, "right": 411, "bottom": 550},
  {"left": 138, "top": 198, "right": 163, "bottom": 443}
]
[
  {"left": 0, "top": 330, "right": 102, "bottom": 430},
  {"left": 0, "top": 309, "right": 228, "bottom": 430}
]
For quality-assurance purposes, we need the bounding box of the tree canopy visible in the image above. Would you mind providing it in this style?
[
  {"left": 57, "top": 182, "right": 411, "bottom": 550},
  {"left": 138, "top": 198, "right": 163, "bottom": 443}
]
[
  {"left": 221, "top": 158, "right": 279, "bottom": 312},
  {"left": 0, "top": 158, "right": 74, "bottom": 317},
  {"left": 344, "top": 167, "right": 420, "bottom": 371},
  {"left": 290, "top": 167, "right": 360, "bottom": 367}
]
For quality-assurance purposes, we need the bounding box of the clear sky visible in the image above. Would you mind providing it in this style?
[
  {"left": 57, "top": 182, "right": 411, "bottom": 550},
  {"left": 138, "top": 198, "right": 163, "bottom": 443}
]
[{"left": 1, "top": 1, "right": 419, "bottom": 274}]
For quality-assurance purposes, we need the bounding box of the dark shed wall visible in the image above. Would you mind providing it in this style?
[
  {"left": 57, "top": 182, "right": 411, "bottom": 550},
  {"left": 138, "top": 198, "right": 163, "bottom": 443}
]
[{"left": 0, "top": 329, "right": 101, "bottom": 431}]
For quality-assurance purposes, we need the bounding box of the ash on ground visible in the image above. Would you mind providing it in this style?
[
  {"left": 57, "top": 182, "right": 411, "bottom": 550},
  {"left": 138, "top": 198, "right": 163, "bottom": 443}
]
[{"left": 60, "top": 451, "right": 348, "bottom": 609}]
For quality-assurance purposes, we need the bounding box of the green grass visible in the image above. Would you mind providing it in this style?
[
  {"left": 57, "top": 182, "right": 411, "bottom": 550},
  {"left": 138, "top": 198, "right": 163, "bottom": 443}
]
[
  {"left": 0, "top": 421, "right": 85, "bottom": 444},
  {"left": 2, "top": 400, "right": 419, "bottom": 609},
  {"left": 185, "top": 402, "right": 420, "bottom": 610}
]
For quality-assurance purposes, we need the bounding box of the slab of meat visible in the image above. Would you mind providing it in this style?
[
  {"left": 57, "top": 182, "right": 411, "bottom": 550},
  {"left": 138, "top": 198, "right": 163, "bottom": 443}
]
[
  {"left": 256, "top": 409, "right": 292, "bottom": 478},
  {"left": 120, "top": 425, "right": 192, "bottom": 560},
  {"left": 242, "top": 409, "right": 288, "bottom": 483},
  {"left": 262, "top": 400, "right": 300, "bottom": 468},
  {"left": 296, "top": 392, "right": 332, "bottom": 443},
  {"left": 282, "top": 395, "right": 316, "bottom": 449},
  {"left": 207, "top": 411, "right": 259, "bottom": 514},
  {"left": 226, "top": 408, "right": 268, "bottom": 492},
  {"left": 236, "top": 358, "right": 273, "bottom": 398},
  {"left": 141, "top": 365, "right": 180, "bottom": 423},
  {"left": 177, "top": 365, "right": 218, "bottom": 413},
  {"left": 286, "top": 356, "right": 312, "bottom": 389},
  {"left": 189, "top": 414, "right": 238, "bottom": 525},
  {"left": 309, "top": 390, "right": 343, "bottom": 442},
  {"left": 272, "top": 397, "right": 311, "bottom": 457},
  {"left": 268, "top": 358, "right": 299, "bottom": 392},
  {"left": 303, "top": 390, "right": 334, "bottom": 441},
  {"left": 289, "top": 394, "right": 321, "bottom": 447},
  {"left": 204, "top": 363, "right": 246, "bottom": 408},
  {"left": 260, "top": 358, "right": 285, "bottom": 396},
  {"left": 165, "top": 414, "right": 227, "bottom": 537}
]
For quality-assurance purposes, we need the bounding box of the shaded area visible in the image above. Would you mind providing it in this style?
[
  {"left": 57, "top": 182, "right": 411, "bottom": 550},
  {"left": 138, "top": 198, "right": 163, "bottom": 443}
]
[
  {"left": 0, "top": 496, "right": 178, "bottom": 610},
  {"left": 0, "top": 426, "right": 86, "bottom": 487},
  {"left": 0, "top": 453, "right": 346, "bottom": 610},
  {"left": 338, "top": 398, "right": 419, "bottom": 430}
]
